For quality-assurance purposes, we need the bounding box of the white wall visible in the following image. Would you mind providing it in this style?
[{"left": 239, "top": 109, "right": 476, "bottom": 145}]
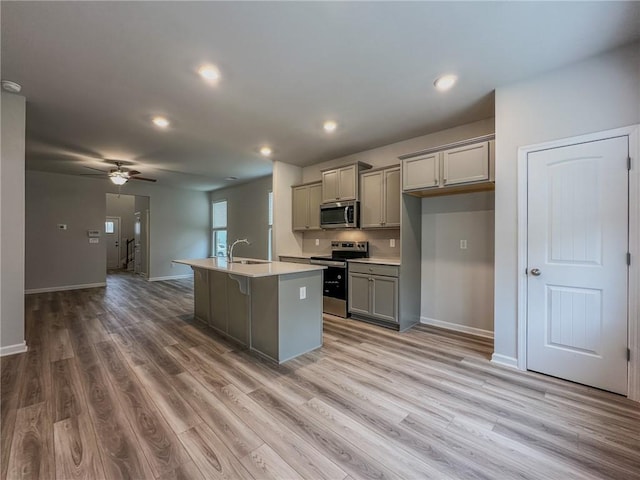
[
  {"left": 25, "top": 171, "right": 209, "bottom": 290},
  {"left": 210, "top": 175, "right": 273, "bottom": 260},
  {"left": 0, "top": 93, "right": 26, "bottom": 354},
  {"left": 421, "top": 192, "right": 494, "bottom": 335},
  {"left": 272, "top": 161, "right": 303, "bottom": 257},
  {"left": 494, "top": 42, "right": 640, "bottom": 361}
]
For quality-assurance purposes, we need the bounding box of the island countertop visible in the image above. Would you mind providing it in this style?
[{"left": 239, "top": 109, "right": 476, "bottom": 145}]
[{"left": 173, "top": 257, "right": 326, "bottom": 278}]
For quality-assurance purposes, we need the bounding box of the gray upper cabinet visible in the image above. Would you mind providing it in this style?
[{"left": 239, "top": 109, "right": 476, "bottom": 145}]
[
  {"left": 442, "top": 141, "right": 489, "bottom": 186},
  {"left": 402, "top": 152, "right": 439, "bottom": 191},
  {"left": 401, "top": 135, "right": 495, "bottom": 196},
  {"left": 321, "top": 162, "right": 371, "bottom": 203},
  {"left": 361, "top": 166, "right": 400, "bottom": 228},
  {"left": 292, "top": 182, "right": 322, "bottom": 231}
]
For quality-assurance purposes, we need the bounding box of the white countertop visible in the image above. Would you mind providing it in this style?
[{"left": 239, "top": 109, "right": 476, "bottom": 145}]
[
  {"left": 173, "top": 257, "right": 326, "bottom": 278},
  {"left": 347, "top": 258, "right": 401, "bottom": 266}
]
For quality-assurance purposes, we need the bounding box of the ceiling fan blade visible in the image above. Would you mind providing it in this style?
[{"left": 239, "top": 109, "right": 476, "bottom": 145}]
[
  {"left": 80, "top": 173, "right": 108, "bottom": 176},
  {"left": 128, "top": 170, "right": 141, "bottom": 176},
  {"left": 83, "top": 166, "right": 108, "bottom": 173},
  {"left": 130, "top": 176, "right": 157, "bottom": 182}
]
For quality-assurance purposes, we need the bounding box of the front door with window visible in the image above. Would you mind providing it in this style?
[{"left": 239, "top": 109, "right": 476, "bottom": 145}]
[
  {"left": 526, "top": 136, "right": 629, "bottom": 395},
  {"left": 106, "top": 216, "right": 121, "bottom": 269}
]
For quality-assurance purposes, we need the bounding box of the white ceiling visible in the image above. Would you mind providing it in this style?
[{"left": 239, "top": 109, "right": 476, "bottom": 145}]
[{"left": 2, "top": 2, "right": 639, "bottom": 191}]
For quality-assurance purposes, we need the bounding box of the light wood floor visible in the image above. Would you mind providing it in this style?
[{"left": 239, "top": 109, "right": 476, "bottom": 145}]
[{"left": 2, "top": 272, "right": 639, "bottom": 479}]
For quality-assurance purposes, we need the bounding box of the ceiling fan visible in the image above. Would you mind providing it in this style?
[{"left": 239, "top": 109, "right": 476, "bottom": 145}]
[{"left": 82, "top": 160, "right": 157, "bottom": 185}]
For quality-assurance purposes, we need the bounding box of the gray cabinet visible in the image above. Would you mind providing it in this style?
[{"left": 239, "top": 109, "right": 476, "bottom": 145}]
[
  {"left": 361, "top": 166, "right": 400, "bottom": 228},
  {"left": 348, "top": 263, "right": 399, "bottom": 325},
  {"left": 321, "top": 162, "right": 371, "bottom": 203},
  {"left": 401, "top": 136, "right": 495, "bottom": 196},
  {"left": 292, "top": 182, "right": 322, "bottom": 231}
]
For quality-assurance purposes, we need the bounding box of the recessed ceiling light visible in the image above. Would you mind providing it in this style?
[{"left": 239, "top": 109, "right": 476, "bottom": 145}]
[
  {"left": 152, "top": 116, "right": 170, "bottom": 128},
  {"left": 198, "top": 64, "right": 220, "bottom": 82},
  {"left": 225, "top": 176, "right": 238, "bottom": 181},
  {"left": 260, "top": 146, "right": 272, "bottom": 157},
  {"left": 434, "top": 74, "right": 457, "bottom": 92},
  {"left": 1, "top": 80, "right": 22, "bottom": 93},
  {"left": 323, "top": 120, "right": 338, "bottom": 133}
]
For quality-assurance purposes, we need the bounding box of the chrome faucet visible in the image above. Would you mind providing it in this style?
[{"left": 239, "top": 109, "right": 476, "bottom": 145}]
[{"left": 227, "top": 238, "right": 250, "bottom": 262}]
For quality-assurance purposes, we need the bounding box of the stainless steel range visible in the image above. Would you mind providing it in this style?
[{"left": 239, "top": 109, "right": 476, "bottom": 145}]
[{"left": 310, "top": 241, "right": 369, "bottom": 318}]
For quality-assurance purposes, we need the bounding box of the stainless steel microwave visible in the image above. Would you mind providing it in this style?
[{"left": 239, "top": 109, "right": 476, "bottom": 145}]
[{"left": 320, "top": 201, "right": 359, "bottom": 229}]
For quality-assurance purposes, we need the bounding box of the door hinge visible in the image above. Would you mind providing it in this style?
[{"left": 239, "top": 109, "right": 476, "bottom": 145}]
[
  {"left": 524, "top": 267, "right": 528, "bottom": 275},
  {"left": 628, "top": 348, "right": 631, "bottom": 362},
  {"left": 627, "top": 253, "right": 631, "bottom": 266},
  {"left": 628, "top": 157, "right": 632, "bottom": 171}
]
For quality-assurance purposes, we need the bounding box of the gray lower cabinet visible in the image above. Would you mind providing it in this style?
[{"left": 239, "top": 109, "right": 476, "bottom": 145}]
[{"left": 348, "top": 263, "right": 399, "bottom": 325}]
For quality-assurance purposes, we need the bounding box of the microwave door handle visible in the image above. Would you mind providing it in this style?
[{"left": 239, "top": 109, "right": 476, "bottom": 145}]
[{"left": 344, "top": 206, "right": 349, "bottom": 225}]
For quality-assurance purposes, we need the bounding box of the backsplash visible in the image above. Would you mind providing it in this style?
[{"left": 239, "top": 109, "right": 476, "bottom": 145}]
[{"left": 302, "top": 229, "right": 400, "bottom": 258}]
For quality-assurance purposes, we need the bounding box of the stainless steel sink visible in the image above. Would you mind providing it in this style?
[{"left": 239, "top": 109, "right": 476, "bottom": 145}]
[{"left": 231, "top": 260, "right": 270, "bottom": 265}]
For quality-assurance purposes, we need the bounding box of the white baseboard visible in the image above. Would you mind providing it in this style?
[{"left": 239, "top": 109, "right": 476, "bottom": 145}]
[
  {"left": 0, "top": 341, "right": 28, "bottom": 357},
  {"left": 148, "top": 274, "right": 192, "bottom": 282},
  {"left": 491, "top": 353, "right": 519, "bottom": 369},
  {"left": 25, "top": 282, "right": 107, "bottom": 294},
  {"left": 420, "top": 316, "right": 494, "bottom": 339}
]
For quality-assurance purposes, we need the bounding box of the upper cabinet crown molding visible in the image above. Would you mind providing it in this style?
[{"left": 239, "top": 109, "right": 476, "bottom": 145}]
[
  {"left": 401, "top": 135, "right": 495, "bottom": 198},
  {"left": 321, "top": 162, "right": 372, "bottom": 203}
]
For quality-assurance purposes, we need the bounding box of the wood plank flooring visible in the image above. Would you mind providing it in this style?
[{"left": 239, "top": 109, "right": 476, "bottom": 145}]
[{"left": 2, "top": 271, "right": 639, "bottom": 479}]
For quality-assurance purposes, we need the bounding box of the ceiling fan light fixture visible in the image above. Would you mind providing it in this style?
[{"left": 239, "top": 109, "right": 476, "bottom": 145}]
[{"left": 109, "top": 172, "right": 129, "bottom": 185}]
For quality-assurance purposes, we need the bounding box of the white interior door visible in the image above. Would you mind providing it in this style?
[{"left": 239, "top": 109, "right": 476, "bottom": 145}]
[
  {"left": 527, "top": 136, "right": 629, "bottom": 395},
  {"left": 105, "top": 216, "right": 121, "bottom": 270}
]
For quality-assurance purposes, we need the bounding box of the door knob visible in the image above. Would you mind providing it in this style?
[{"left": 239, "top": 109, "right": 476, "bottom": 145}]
[{"left": 530, "top": 268, "right": 541, "bottom": 276}]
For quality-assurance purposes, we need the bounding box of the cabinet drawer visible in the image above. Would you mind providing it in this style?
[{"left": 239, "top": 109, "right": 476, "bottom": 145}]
[{"left": 349, "top": 263, "right": 399, "bottom": 277}]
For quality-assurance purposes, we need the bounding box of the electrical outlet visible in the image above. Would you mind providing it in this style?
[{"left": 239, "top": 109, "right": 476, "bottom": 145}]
[
  {"left": 390, "top": 239, "right": 396, "bottom": 248},
  {"left": 460, "top": 240, "right": 468, "bottom": 250},
  {"left": 89, "top": 238, "right": 99, "bottom": 244},
  {"left": 299, "top": 286, "right": 307, "bottom": 300},
  {"left": 315, "top": 239, "right": 320, "bottom": 246}
]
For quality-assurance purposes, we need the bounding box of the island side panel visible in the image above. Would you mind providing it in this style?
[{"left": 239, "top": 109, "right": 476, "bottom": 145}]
[
  {"left": 193, "top": 268, "right": 209, "bottom": 324},
  {"left": 249, "top": 276, "right": 280, "bottom": 362},
  {"left": 209, "top": 270, "right": 228, "bottom": 332},
  {"left": 226, "top": 274, "right": 250, "bottom": 346},
  {"left": 277, "top": 271, "right": 323, "bottom": 363}
]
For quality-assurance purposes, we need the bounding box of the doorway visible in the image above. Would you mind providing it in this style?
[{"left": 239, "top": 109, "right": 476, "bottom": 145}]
[
  {"left": 106, "top": 193, "right": 150, "bottom": 275},
  {"left": 517, "top": 127, "right": 639, "bottom": 398}
]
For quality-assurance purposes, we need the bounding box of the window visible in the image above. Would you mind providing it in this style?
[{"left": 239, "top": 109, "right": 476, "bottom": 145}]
[
  {"left": 212, "top": 200, "right": 228, "bottom": 257},
  {"left": 267, "top": 191, "right": 273, "bottom": 261},
  {"left": 105, "top": 221, "right": 115, "bottom": 234}
]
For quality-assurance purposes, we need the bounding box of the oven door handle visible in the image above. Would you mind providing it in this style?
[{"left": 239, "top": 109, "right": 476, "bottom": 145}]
[{"left": 310, "top": 260, "right": 346, "bottom": 268}]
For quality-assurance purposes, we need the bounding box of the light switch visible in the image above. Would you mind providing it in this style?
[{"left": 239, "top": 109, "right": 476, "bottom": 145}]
[
  {"left": 299, "top": 286, "right": 307, "bottom": 299},
  {"left": 460, "top": 240, "right": 468, "bottom": 250},
  {"left": 315, "top": 239, "right": 320, "bottom": 246},
  {"left": 390, "top": 239, "right": 396, "bottom": 248},
  {"left": 89, "top": 238, "right": 99, "bottom": 244}
]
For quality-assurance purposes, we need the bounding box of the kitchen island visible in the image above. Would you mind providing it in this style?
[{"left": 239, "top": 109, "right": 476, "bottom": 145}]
[{"left": 173, "top": 257, "right": 325, "bottom": 363}]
